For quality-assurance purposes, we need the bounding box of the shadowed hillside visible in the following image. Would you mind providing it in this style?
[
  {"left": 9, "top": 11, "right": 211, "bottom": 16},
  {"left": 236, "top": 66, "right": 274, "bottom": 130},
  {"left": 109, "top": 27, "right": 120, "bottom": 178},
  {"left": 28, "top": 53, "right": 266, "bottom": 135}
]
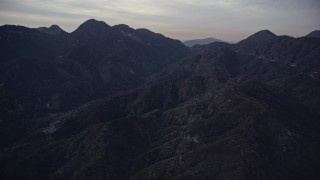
[{"left": 1, "top": 21, "right": 320, "bottom": 180}]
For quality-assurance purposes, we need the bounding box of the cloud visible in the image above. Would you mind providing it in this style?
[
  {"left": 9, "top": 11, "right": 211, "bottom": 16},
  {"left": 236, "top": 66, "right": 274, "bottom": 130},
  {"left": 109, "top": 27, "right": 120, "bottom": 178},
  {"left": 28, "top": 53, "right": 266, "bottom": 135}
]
[{"left": 0, "top": 0, "right": 319, "bottom": 41}]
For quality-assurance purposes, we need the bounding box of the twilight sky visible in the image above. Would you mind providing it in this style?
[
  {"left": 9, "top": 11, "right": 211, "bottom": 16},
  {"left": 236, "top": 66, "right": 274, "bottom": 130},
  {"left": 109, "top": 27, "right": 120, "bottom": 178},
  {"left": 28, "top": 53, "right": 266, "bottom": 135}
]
[{"left": 0, "top": 0, "right": 319, "bottom": 42}]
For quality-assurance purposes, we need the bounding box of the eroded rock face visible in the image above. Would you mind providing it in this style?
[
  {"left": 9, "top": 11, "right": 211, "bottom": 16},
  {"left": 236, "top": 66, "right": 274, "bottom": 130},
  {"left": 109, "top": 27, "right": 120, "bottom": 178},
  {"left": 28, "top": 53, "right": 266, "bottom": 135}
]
[{"left": 1, "top": 22, "right": 320, "bottom": 180}]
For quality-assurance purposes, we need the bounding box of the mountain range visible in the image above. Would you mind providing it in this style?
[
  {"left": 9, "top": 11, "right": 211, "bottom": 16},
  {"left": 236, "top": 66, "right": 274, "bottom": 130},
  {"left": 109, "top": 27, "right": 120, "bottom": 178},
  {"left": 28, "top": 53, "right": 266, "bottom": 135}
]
[
  {"left": 183, "top": 37, "right": 226, "bottom": 47},
  {"left": 0, "top": 20, "right": 320, "bottom": 180}
]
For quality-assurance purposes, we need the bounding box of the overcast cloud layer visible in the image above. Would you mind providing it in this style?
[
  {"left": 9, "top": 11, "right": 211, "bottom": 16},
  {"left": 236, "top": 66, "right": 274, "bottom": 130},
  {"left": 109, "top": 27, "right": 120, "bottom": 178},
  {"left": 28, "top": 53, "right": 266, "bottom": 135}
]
[{"left": 0, "top": 0, "right": 319, "bottom": 41}]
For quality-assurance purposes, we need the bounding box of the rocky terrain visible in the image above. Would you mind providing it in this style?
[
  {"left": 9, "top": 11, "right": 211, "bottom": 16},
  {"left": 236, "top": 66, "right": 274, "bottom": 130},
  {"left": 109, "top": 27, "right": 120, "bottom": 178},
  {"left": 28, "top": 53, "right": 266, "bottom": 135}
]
[{"left": 0, "top": 20, "right": 320, "bottom": 179}]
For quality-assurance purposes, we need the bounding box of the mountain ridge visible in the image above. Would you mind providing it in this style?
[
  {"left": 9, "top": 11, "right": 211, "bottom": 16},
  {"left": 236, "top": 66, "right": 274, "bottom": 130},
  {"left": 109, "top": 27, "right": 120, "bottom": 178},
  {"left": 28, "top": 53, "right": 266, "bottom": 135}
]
[
  {"left": 183, "top": 37, "right": 226, "bottom": 47},
  {"left": 0, "top": 20, "right": 320, "bottom": 180},
  {"left": 306, "top": 30, "right": 320, "bottom": 38},
  {"left": 35, "top": 24, "right": 66, "bottom": 35},
  {"left": 0, "top": 19, "right": 189, "bottom": 120}
]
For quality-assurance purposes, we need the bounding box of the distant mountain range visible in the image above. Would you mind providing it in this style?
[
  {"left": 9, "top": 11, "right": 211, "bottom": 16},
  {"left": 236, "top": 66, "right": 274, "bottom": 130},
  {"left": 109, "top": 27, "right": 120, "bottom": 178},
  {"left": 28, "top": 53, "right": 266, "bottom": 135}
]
[
  {"left": 183, "top": 37, "right": 226, "bottom": 47},
  {"left": 1, "top": 20, "right": 320, "bottom": 180}
]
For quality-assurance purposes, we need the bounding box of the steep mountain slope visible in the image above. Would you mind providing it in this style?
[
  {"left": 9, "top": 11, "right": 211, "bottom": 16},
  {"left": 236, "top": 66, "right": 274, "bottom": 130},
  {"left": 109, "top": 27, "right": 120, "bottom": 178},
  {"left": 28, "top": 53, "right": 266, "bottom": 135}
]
[
  {"left": 236, "top": 30, "right": 277, "bottom": 51},
  {"left": 1, "top": 26, "right": 320, "bottom": 180},
  {"left": 306, "top": 30, "right": 320, "bottom": 38}
]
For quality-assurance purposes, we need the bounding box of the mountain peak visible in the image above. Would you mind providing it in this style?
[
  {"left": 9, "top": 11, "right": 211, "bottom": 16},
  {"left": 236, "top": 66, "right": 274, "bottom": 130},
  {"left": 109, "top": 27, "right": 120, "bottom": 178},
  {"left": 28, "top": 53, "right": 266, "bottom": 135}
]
[
  {"left": 49, "top": 24, "right": 60, "bottom": 29},
  {"left": 113, "top": 24, "right": 131, "bottom": 29},
  {"left": 256, "top": 29, "right": 275, "bottom": 34},
  {"left": 238, "top": 29, "right": 277, "bottom": 46},
  {"left": 82, "top": 19, "right": 109, "bottom": 26},
  {"left": 113, "top": 24, "right": 135, "bottom": 33},
  {"left": 248, "top": 29, "right": 276, "bottom": 40},
  {"left": 72, "top": 19, "right": 111, "bottom": 36},
  {"left": 35, "top": 24, "right": 65, "bottom": 35}
]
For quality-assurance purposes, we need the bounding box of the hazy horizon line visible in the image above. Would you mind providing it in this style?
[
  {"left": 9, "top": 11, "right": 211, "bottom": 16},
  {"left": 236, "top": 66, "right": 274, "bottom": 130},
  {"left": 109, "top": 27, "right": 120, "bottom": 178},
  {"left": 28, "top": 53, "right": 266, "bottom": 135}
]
[{"left": 0, "top": 19, "right": 317, "bottom": 42}]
